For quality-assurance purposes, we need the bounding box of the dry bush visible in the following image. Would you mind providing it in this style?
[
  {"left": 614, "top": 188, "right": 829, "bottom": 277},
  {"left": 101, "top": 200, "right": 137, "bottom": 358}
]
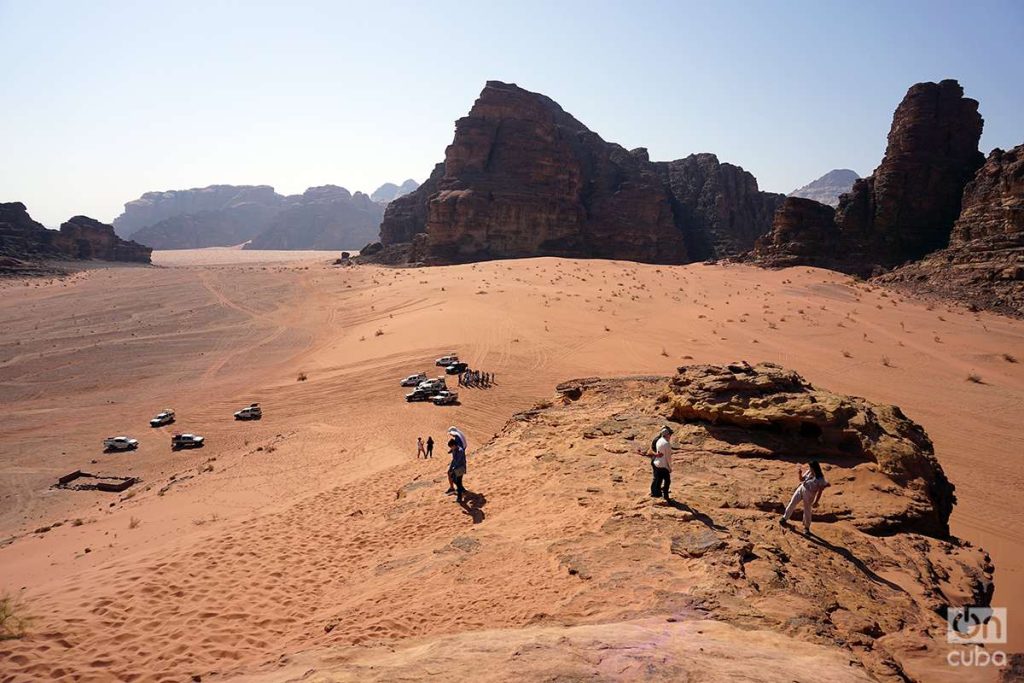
[
  {"left": 842, "top": 350, "right": 852, "bottom": 358},
  {"left": 1003, "top": 353, "right": 1018, "bottom": 363},
  {"left": 966, "top": 373, "right": 983, "bottom": 384},
  {"left": 297, "top": 372, "right": 308, "bottom": 381},
  {"left": 0, "top": 595, "right": 31, "bottom": 640},
  {"left": 881, "top": 356, "right": 892, "bottom": 367},
  {"left": 128, "top": 517, "right": 140, "bottom": 529}
]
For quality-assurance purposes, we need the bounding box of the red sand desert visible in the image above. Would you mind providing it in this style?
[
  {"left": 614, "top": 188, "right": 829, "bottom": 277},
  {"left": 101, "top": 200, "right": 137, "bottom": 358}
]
[{"left": 1, "top": 251, "right": 1022, "bottom": 681}]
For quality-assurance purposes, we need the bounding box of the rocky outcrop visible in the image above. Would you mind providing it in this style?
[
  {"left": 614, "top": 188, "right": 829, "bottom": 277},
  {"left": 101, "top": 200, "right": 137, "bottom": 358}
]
[
  {"left": 750, "top": 197, "right": 839, "bottom": 269},
  {"left": 789, "top": 169, "right": 859, "bottom": 207},
  {"left": 875, "top": 144, "right": 1024, "bottom": 316},
  {"left": 56, "top": 216, "right": 152, "bottom": 263},
  {"left": 244, "top": 186, "right": 384, "bottom": 250},
  {"left": 750, "top": 80, "right": 984, "bottom": 276},
  {"left": 1, "top": 203, "right": 150, "bottom": 271},
  {"left": 113, "top": 185, "right": 280, "bottom": 238},
  {"left": 370, "top": 179, "right": 420, "bottom": 204},
  {"left": 376, "top": 81, "right": 782, "bottom": 265},
  {"left": 666, "top": 361, "right": 954, "bottom": 536}
]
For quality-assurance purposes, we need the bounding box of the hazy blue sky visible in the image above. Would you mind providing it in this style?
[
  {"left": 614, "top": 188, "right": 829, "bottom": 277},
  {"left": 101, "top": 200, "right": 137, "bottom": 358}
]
[{"left": 2, "top": 0, "right": 1022, "bottom": 227}]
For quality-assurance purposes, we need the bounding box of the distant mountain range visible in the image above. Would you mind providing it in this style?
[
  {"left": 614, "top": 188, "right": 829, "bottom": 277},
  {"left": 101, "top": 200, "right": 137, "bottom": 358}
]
[
  {"left": 788, "top": 169, "right": 859, "bottom": 207},
  {"left": 114, "top": 180, "right": 420, "bottom": 250},
  {"left": 371, "top": 179, "right": 420, "bottom": 204}
]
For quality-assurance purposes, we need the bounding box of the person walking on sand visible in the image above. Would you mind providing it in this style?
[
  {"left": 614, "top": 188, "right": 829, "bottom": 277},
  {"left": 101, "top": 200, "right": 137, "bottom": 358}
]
[
  {"left": 641, "top": 426, "right": 673, "bottom": 501},
  {"left": 426, "top": 435, "right": 434, "bottom": 459},
  {"left": 448, "top": 437, "right": 467, "bottom": 503},
  {"left": 780, "top": 460, "right": 829, "bottom": 533},
  {"left": 445, "top": 426, "right": 467, "bottom": 493},
  {"left": 416, "top": 436, "right": 426, "bottom": 459}
]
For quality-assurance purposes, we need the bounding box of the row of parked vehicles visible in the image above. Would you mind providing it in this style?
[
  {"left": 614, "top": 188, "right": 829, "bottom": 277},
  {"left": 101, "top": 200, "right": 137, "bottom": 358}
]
[
  {"left": 399, "top": 353, "right": 464, "bottom": 405},
  {"left": 102, "top": 403, "right": 262, "bottom": 452}
]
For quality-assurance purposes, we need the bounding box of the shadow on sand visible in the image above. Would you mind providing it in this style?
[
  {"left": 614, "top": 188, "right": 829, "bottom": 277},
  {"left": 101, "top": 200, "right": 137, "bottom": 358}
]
[
  {"left": 660, "top": 499, "right": 728, "bottom": 532},
  {"left": 459, "top": 491, "right": 487, "bottom": 524},
  {"left": 804, "top": 531, "right": 906, "bottom": 593}
]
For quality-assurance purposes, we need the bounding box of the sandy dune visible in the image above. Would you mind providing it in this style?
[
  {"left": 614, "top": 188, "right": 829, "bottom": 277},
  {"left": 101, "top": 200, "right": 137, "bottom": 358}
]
[{"left": 0, "top": 252, "right": 1021, "bottom": 680}]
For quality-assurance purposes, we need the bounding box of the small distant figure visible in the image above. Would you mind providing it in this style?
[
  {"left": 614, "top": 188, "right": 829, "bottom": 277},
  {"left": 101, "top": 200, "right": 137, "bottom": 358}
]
[
  {"left": 639, "top": 425, "right": 673, "bottom": 501},
  {"left": 447, "top": 438, "right": 467, "bottom": 503},
  {"left": 780, "top": 460, "right": 829, "bottom": 533},
  {"left": 426, "top": 435, "right": 434, "bottom": 459},
  {"left": 416, "top": 436, "right": 426, "bottom": 459},
  {"left": 457, "top": 373, "right": 463, "bottom": 386}
]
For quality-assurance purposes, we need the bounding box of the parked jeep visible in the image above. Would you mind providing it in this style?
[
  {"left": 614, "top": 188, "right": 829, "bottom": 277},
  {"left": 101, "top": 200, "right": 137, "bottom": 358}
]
[
  {"left": 171, "top": 433, "right": 205, "bottom": 450},
  {"left": 149, "top": 410, "right": 175, "bottom": 427},
  {"left": 103, "top": 436, "right": 139, "bottom": 451},
  {"left": 234, "top": 403, "right": 262, "bottom": 420}
]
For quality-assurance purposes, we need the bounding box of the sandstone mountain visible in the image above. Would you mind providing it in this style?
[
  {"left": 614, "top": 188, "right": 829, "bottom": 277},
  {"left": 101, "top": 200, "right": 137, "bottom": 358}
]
[
  {"left": 113, "top": 185, "right": 280, "bottom": 239},
  {"left": 1, "top": 202, "right": 151, "bottom": 272},
  {"left": 876, "top": 144, "right": 1024, "bottom": 316},
  {"left": 243, "top": 186, "right": 383, "bottom": 250},
  {"left": 370, "top": 179, "right": 420, "bottom": 204},
  {"left": 751, "top": 80, "right": 985, "bottom": 277},
  {"left": 117, "top": 184, "right": 385, "bottom": 251},
  {"left": 789, "top": 168, "right": 859, "bottom": 207},
  {"left": 372, "top": 81, "right": 783, "bottom": 264}
]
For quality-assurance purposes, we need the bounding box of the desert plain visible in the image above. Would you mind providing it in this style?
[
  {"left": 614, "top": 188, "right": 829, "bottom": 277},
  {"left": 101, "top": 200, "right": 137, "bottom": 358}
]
[{"left": 0, "top": 250, "right": 1022, "bottom": 681}]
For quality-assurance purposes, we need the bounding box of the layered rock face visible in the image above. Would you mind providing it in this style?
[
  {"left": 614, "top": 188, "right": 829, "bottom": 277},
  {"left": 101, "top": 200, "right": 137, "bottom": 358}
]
[
  {"left": 656, "top": 153, "right": 784, "bottom": 260},
  {"left": 789, "top": 168, "right": 859, "bottom": 207},
  {"left": 244, "top": 186, "right": 383, "bottom": 250},
  {"left": 113, "top": 185, "right": 280, "bottom": 238},
  {"left": 750, "top": 197, "right": 839, "bottom": 269},
  {"left": 370, "top": 179, "right": 420, "bottom": 204},
  {"left": 0, "top": 203, "right": 151, "bottom": 271},
  {"left": 876, "top": 144, "right": 1024, "bottom": 316},
  {"left": 118, "top": 184, "right": 384, "bottom": 250},
  {"left": 751, "top": 80, "right": 984, "bottom": 276},
  {"left": 376, "top": 81, "right": 781, "bottom": 265},
  {"left": 837, "top": 79, "right": 984, "bottom": 266}
]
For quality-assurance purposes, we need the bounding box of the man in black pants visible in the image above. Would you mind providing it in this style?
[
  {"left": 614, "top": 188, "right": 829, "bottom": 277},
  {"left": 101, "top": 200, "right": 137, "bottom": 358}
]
[
  {"left": 648, "top": 425, "right": 673, "bottom": 501},
  {"left": 448, "top": 438, "right": 467, "bottom": 503},
  {"left": 425, "top": 435, "right": 434, "bottom": 458}
]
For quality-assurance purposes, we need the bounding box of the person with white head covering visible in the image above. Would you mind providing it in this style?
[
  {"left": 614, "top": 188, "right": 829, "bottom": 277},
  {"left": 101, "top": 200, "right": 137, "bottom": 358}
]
[{"left": 445, "top": 426, "right": 468, "bottom": 494}]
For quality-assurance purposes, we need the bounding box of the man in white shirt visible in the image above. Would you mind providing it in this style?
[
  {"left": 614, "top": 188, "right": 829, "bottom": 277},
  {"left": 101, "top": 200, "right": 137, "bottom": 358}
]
[{"left": 650, "top": 425, "right": 673, "bottom": 501}]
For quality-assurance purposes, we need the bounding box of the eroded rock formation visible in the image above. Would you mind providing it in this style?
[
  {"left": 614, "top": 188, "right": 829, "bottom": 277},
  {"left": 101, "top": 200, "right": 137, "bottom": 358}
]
[
  {"left": 1, "top": 203, "right": 151, "bottom": 272},
  {"left": 751, "top": 80, "right": 985, "bottom": 277},
  {"left": 244, "top": 186, "right": 382, "bottom": 250},
  {"left": 118, "top": 184, "right": 385, "bottom": 250},
  {"left": 375, "top": 81, "right": 782, "bottom": 264},
  {"left": 875, "top": 144, "right": 1024, "bottom": 316}
]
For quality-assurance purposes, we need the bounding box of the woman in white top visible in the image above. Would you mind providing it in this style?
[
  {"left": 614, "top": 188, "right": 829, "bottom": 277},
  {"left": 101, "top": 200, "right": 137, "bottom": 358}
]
[{"left": 780, "top": 460, "right": 828, "bottom": 533}]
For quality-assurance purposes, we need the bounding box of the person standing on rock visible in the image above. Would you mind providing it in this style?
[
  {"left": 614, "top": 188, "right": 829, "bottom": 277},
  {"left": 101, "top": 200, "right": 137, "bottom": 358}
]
[
  {"left": 644, "top": 426, "right": 673, "bottom": 501},
  {"left": 780, "top": 460, "right": 829, "bottom": 533},
  {"left": 416, "top": 436, "right": 426, "bottom": 459},
  {"left": 425, "top": 435, "right": 434, "bottom": 459},
  {"left": 447, "top": 437, "right": 467, "bottom": 503}
]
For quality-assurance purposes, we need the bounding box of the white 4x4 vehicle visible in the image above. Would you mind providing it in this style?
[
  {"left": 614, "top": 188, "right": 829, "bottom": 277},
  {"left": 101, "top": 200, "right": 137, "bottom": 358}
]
[
  {"left": 401, "top": 372, "right": 427, "bottom": 387},
  {"left": 431, "top": 390, "right": 459, "bottom": 406},
  {"left": 435, "top": 354, "right": 459, "bottom": 367},
  {"left": 171, "top": 433, "right": 205, "bottom": 450},
  {"left": 234, "top": 403, "right": 262, "bottom": 420},
  {"left": 150, "top": 409, "right": 175, "bottom": 427},
  {"left": 103, "top": 436, "right": 139, "bottom": 451},
  {"left": 417, "top": 377, "right": 447, "bottom": 393}
]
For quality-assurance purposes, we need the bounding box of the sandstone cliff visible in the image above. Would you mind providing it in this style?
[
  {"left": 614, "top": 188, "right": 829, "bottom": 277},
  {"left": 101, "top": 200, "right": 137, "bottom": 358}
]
[
  {"left": 375, "top": 81, "right": 782, "bottom": 265},
  {"left": 244, "top": 186, "right": 383, "bottom": 250},
  {"left": 113, "top": 185, "right": 280, "bottom": 239},
  {"left": 119, "top": 183, "right": 385, "bottom": 250},
  {"left": 789, "top": 168, "right": 859, "bottom": 207},
  {"left": 875, "top": 144, "right": 1024, "bottom": 316},
  {"left": 751, "top": 80, "right": 985, "bottom": 277},
  {"left": 1, "top": 203, "right": 151, "bottom": 272}
]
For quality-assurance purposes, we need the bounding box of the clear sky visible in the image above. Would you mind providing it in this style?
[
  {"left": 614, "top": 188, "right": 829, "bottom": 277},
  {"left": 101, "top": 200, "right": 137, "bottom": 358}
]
[{"left": 2, "top": 0, "right": 1022, "bottom": 227}]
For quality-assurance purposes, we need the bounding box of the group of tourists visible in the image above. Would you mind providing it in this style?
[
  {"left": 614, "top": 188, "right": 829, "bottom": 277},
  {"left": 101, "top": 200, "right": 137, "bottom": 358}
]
[
  {"left": 639, "top": 425, "right": 829, "bottom": 534},
  {"left": 416, "top": 426, "right": 469, "bottom": 504},
  {"left": 458, "top": 370, "right": 494, "bottom": 388}
]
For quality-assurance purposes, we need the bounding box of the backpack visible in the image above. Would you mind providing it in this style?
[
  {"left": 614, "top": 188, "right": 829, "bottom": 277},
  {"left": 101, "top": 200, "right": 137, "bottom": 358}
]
[{"left": 651, "top": 435, "right": 660, "bottom": 453}]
